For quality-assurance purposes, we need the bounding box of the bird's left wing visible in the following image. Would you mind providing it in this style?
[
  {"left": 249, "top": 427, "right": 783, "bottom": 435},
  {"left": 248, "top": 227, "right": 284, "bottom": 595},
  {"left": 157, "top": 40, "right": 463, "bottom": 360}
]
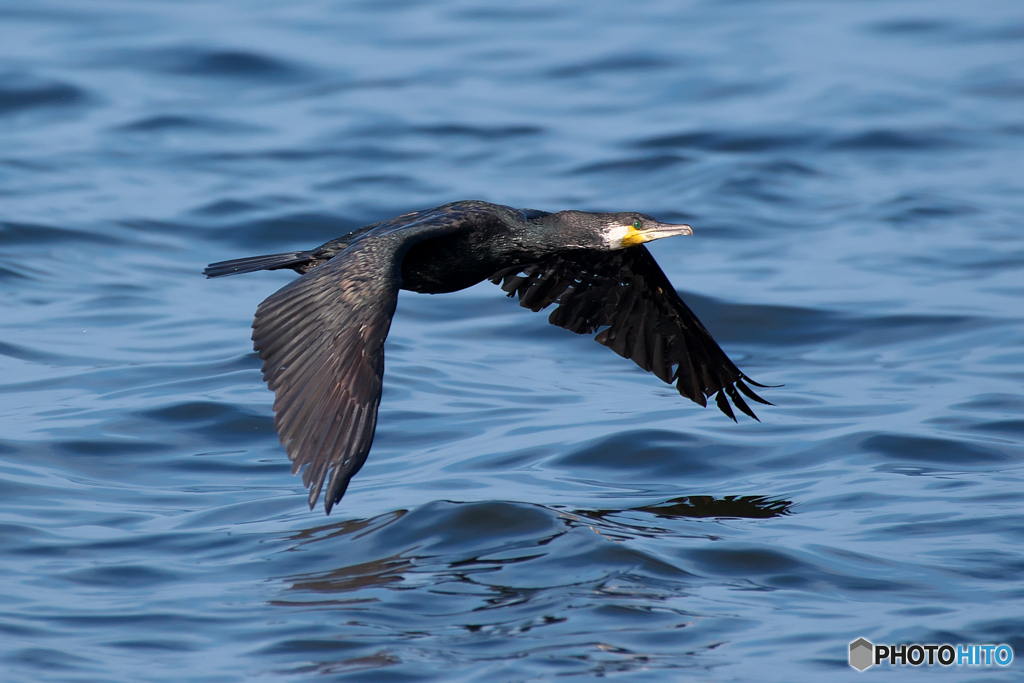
[
  {"left": 251, "top": 210, "right": 462, "bottom": 513},
  {"left": 489, "top": 245, "right": 771, "bottom": 420}
]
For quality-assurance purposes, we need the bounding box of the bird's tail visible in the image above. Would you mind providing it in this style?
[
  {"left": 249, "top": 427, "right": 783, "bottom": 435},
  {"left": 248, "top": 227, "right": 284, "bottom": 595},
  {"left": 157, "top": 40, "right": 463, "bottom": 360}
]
[{"left": 204, "top": 251, "right": 314, "bottom": 278}]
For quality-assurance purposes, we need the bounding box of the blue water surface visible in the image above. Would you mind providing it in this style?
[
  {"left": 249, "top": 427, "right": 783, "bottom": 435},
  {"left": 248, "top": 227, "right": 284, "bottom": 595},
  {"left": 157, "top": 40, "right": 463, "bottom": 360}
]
[{"left": 1, "top": 1, "right": 1023, "bottom": 681}]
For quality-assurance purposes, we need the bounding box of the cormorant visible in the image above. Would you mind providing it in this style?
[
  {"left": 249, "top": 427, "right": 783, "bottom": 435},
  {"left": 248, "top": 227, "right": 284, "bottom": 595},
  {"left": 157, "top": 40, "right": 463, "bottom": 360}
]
[{"left": 205, "top": 200, "right": 770, "bottom": 513}]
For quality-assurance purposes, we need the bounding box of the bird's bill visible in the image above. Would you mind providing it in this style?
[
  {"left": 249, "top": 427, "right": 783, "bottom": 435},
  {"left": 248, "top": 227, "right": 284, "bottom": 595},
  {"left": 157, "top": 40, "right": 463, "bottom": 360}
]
[
  {"left": 616, "top": 221, "right": 692, "bottom": 248},
  {"left": 637, "top": 221, "right": 693, "bottom": 241}
]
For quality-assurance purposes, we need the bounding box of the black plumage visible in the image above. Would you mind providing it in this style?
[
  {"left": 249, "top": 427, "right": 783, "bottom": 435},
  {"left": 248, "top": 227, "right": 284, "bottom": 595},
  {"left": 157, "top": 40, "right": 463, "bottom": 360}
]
[{"left": 205, "top": 200, "right": 771, "bottom": 513}]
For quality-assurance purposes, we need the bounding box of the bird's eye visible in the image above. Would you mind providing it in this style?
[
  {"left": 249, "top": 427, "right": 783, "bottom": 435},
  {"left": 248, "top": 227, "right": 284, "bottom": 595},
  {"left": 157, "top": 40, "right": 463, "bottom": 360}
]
[{"left": 632, "top": 219, "right": 643, "bottom": 230}]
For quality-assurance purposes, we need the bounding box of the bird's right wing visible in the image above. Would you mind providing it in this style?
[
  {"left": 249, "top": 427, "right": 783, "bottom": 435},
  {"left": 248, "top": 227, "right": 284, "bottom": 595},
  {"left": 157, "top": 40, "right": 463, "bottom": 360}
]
[
  {"left": 252, "top": 239, "right": 397, "bottom": 514},
  {"left": 489, "top": 245, "right": 771, "bottom": 420},
  {"left": 251, "top": 209, "right": 464, "bottom": 514}
]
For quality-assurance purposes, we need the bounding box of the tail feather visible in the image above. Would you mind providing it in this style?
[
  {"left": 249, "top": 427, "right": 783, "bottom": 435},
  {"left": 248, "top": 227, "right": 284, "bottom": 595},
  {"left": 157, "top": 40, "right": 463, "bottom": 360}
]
[{"left": 204, "top": 251, "right": 313, "bottom": 278}]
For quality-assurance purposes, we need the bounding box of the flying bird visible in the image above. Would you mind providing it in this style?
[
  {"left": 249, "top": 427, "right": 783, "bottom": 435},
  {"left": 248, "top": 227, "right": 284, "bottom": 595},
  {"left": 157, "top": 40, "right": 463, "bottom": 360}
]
[{"left": 205, "top": 200, "right": 770, "bottom": 513}]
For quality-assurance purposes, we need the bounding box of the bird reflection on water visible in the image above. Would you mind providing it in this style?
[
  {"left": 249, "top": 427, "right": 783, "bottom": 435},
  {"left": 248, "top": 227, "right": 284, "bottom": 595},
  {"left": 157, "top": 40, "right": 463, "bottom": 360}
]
[
  {"left": 274, "top": 496, "right": 792, "bottom": 597},
  {"left": 207, "top": 201, "right": 772, "bottom": 512}
]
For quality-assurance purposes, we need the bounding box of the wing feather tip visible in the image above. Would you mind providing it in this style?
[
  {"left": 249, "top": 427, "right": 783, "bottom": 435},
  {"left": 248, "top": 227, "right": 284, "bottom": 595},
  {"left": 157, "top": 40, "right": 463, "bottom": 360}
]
[
  {"left": 307, "top": 481, "right": 321, "bottom": 510},
  {"left": 714, "top": 389, "right": 737, "bottom": 422},
  {"left": 740, "top": 374, "right": 783, "bottom": 390},
  {"left": 736, "top": 378, "right": 774, "bottom": 406},
  {"left": 726, "top": 383, "right": 759, "bottom": 421}
]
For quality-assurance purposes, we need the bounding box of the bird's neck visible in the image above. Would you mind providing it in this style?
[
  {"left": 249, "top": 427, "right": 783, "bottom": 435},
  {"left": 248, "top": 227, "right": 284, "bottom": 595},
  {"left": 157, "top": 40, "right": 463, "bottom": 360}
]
[{"left": 514, "top": 216, "right": 588, "bottom": 255}]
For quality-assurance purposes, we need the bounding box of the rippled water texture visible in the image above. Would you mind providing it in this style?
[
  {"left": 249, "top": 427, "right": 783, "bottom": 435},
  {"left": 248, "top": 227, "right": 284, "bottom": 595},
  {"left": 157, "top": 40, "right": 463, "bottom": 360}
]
[{"left": 2, "top": 1, "right": 1023, "bottom": 681}]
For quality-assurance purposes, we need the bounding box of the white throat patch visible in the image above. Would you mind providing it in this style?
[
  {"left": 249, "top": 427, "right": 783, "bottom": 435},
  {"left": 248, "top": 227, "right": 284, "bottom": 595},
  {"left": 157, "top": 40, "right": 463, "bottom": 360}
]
[{"left": 603, "top": 224, "right": 641, "bottom": 249}]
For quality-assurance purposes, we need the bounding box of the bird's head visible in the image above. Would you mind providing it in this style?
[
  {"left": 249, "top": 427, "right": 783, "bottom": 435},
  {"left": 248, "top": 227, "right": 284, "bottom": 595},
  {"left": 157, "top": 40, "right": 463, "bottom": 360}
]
[{"left": 548, "top": 211, "right": 693, "bottom": 251}]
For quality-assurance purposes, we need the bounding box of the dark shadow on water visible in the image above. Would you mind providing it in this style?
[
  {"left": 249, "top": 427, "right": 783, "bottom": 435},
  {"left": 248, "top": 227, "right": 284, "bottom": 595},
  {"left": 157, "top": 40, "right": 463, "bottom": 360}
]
[
  {"left": 410, "top": 123, "right": 544, "bottom": 140},
  {"left": 103, "top": 46, "right": 314, "bottom": 83},
  {"left": 860, "top": 433, "right": 1018, "bottom": 467},
  {"left": 626, "top": 125, "right": 969, "bottom": 157},
  {"left": 569, "top": 153, "right": 689, "bottom": 176},
  {"left": 550, "top": 429, "right": 756, "bottom": 481},
  {"left": 865, "top": 18, "right": 952, "bottom": 36},
  {"left": 829, "top": 128, "right": 967, "bottom": 151},
  {"left": 113, "top": 114, "right": 262, "bottom": 135},
  {"left": 631, "top": 129, "right": 819, "bottom": 153},
  {"left": 194, "top": 212, "right": 369, "bottom": 249},
  {"left": 134, "top": 400, "right": 276, "bottom": 445},
  {"left": 0, "top": 74, "right": 90, "bottom": 117},
  {"left": 545, "top": 53, "right": 675, "bottom": 78},
  {"left": 0, "top": 220, "right": 121, "bottom": 247},
  {"left": 588, "top": 495, "right": 793, "bottom": 521}
]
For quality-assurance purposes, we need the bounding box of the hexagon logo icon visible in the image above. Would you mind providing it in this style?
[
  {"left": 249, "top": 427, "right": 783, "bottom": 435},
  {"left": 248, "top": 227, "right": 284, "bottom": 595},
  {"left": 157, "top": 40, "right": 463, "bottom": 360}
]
[{"left": 850, "top": 638, "right": 874, "bottom": 671}]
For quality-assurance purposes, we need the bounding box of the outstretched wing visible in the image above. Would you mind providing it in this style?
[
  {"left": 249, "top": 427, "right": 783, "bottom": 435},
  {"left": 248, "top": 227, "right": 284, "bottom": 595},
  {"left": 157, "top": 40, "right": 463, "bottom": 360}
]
[
  {"left": 489, "top": 245, "right": 771, "bottom": 420},
  {"left": 252, "top": 240, "right": 397, "bottom": 514},
  {"left": 252, "top": 209, "right": 467, "bottom": 513}
]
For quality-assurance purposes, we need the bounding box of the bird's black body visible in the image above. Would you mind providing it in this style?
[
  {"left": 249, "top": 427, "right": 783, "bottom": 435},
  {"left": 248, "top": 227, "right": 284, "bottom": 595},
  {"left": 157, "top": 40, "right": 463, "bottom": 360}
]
[{"left": 206, "top": 200, "right": 770, "bottom": 513}]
